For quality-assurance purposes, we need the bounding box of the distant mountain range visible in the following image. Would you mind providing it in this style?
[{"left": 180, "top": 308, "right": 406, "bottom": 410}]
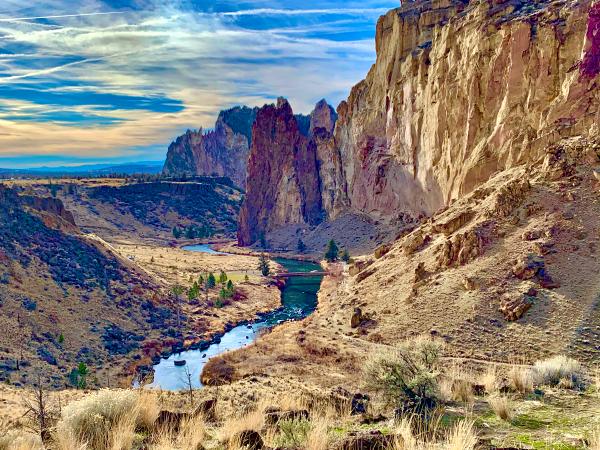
[{"left": 0, "top": 161, "right": 164, "bottom": 177}]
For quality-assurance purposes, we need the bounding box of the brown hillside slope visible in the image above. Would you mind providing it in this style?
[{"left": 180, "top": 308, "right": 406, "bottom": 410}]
[
  {"left": 0, "top": 185, "right": 167, "bottom": 388},
  {"left": 221, "top": 137, "right": 600, "bottom": 389}
]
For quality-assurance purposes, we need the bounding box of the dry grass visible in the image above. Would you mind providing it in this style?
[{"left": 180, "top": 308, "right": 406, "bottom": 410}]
[
  {"left": 52, "top": 390, "right": 161, "bottom": 450},
  {"left": 488, "top": 395, "right": 513, "bottom": 421},
  {"left": 217, "top": 400, "right": 268, "bottom": 444},
  {"left": 393, "top": 417, "right": 477, "bottom": 450},
  {"left": 445, "top": 420, "right": 478, "bottom": 450},
  {"left": 479, "top": 366, "right": 498, "bottom": 394},
  {"left": 589, "top": 425, "right": 600, "bottom": 450},
  {"left": 149, "top": 415, "right": 206, "bottom": 450},
  {"left": 0, "top": 432, "right": 43, "bottom": 450},
  {"left": 136, "top": 391, "right": 160, "bottom": 431},
  {"left": 304, "top": 417, "right": 330, "bottom": 450},
  {"left": 440, "top": 364, "right": 475, "bottom": 404},
  {"left": 533, "top": 355, "right": 584, "bottom": 388},
  {"left": 508, "top": 366, "right": 533, "bottom": 395}
]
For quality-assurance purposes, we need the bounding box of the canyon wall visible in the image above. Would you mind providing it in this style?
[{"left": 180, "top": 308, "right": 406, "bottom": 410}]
[
  {"left": 333, "top": 0, "right": 599, "bottom": 220},
  {"left": 237, "top": 98, "right": 326, "bottom": 246},
  {"left": 163, "top": 106, "right": 258, "bottom": 188},
  {"left": 171, "top": 0, "right": 599, "bottom": 248}
]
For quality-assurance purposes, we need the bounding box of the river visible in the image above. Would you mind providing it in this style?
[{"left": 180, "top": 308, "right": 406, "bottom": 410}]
[{"left": 147, "top": 251, "right": 323, "bottom": 391}]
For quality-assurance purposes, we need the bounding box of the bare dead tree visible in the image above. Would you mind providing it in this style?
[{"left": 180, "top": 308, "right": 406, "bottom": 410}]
[
  {"left": 22, "top": 374, "right": 57, "bottom": 444},
  {"left": 183, "top": 366, "right": 194, "bottom": 406}
]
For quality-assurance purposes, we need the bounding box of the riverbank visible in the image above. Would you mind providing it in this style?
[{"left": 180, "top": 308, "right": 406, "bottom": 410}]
[
  {"left": 214, "top": 241, "right": 323, "bottom": 264},
  {"left": 106, "top": 242, "right": 284, "bottom": 385},
  {"left": 147, "top": 256, "right": 324, "bottom": 390}
]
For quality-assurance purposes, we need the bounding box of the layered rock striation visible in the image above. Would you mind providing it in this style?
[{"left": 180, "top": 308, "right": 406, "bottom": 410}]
[
  {"left": 333, "top": 0, "right": 599, "bottom": 220},
  {"left": 163, "top": 106, "right": 258, "bottom": 188}
]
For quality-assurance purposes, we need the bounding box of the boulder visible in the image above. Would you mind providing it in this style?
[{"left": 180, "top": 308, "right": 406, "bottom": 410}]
[
  {"left": 350, "top": 393, "right": 370, "bottom": 415},
  {"left": 350, "top": 308, "right": 364, "bottom": 328},
  {"left": 156, "top": 410, "right": 190, "bottom": 432},
  {"left": 265, "top": 408, "right": 310, "bottom": 426},
  {"left": 374, "top": 244, "right": 391, "bottom": 259},
  {"left": 333, "top": 430, "right": 394, "bottom": 450},
  {"left": 230, "top": 430, "right": 264, "bottom": 450},
  {"left": 402, "top": 231, "right": 425, "bottom": 255},
  {"left": 413, "top": 262, "right": 429, "bottom": 283},
  {"left": 193, "top": 398, "right": 217, "bottom": 422},
  {"left": 512, "top": 255, "right": 545, "bottom": 280},
  {"left": 500, "top": 294, "right": 536, "bottom": 321}
]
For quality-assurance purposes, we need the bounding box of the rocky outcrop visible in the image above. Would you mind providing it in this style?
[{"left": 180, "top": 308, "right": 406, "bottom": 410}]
[
  {"left": 331, "top": 0, "right": 599, "bottom": 221},
  {"left": 163, "top": 106, "right": 258, "bottom": 187},
  {"left": 238, "top": 99, "right": 330, "bottom": 246}
]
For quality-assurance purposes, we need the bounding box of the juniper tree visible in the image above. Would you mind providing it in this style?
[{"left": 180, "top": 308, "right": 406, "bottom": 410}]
[
  {"left": 325, "top": 240, "right": 339, "bottom": 262},
  {"left": 206, "top": 273, "right": 216, "bottom": 289},
  {"left": 258, "top": 254, "right": 271, "bottom": 277},
  {"left": 297, "top": 238, "right": 307, "bottom": 253}
]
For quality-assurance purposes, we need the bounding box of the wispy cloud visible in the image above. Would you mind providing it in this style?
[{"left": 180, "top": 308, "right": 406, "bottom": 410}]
[
  {"left": 0, "top": 0, "right": 397, "bottom": 167},
  {"left": 0, "top": 11, "right": 124, "bottom": 22},
  {"left": 216, "top": 8, "right": 388, "bottom": 16}
]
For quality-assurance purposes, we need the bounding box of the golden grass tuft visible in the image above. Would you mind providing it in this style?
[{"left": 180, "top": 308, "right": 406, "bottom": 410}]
[
  {"left": 445, "top": 419, "right": 478, "bottom": 450},
  {"left": 136, "top": 391, "right": 160, "bottom": 431},
  {"left": 589, "top": 425, "right": 600, "bottom": 450},
  {"left": 304, "top": 417, "right": 330, "bottom": 450},
  {"left": 488, "top": 395, "right": 513, "bottom": 421},
  {"left": 508, "top": 366, "right": 533, "bottom": 394},
  {"left": 392, "top": 417, "right": 477, "bottom": 450},
  {"left": 479, "top": 365, "right": 498, "bottom": 394},
  {"left": 440, "top": 364, "right": 475, "bottom": 404}
]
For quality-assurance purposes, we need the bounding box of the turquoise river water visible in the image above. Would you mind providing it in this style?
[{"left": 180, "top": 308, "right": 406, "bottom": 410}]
[{"left": 147, "top": 250, "right": 323, "bottom": 391}]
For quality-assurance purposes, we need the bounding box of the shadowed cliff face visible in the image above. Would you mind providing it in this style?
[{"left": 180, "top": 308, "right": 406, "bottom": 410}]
[
  {"left": 333, "top": 0, "right": 599, "bottom": 221},
  {"left": 163, "top": 106, "right": 258, "bottom": 188},
  {"left": 237, "top": 98, "right": 325, "bottom": 246}
]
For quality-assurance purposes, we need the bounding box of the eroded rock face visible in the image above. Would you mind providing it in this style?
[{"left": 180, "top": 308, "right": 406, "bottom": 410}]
[
  {"left": 238, "top": 98, "right": 325, "bottom": 246},
  {"left": 163, "top": 106, "right": 258, "bottom": 188},
  {"left": 332, "top": 0, "right": 599, "bottom": 221}
]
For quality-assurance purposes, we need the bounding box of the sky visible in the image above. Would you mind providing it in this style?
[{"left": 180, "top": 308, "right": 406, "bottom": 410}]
[{"left": 0, "top": 0, "right": 398, "bottom": 168}]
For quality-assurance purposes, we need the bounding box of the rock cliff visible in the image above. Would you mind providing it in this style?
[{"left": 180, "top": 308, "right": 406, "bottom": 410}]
[
  {"left": 238, "top": 98, "right": 325, "bottom": 246},
  {"left": 333, "top": 0, "right": 599, "bottom": 220},
  {"left": 163, "top": 106, "right": 258, "bottom": 188},
  {"left": 237, "top": 0, "right": 598, "bottom": 247}
]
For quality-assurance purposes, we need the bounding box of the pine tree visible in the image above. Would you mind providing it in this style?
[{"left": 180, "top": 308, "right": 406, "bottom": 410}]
[
  {"left": 258, "top": 254, "right": 271, "bottom": 277},
  {"left": 341, "top": 248, "right": 351, "bottom": 263},
  {"left": 297, "top": 238, "right": 306, "bottom": 253},
  {"left": 206, "top": 273, "right": 216, "bottom": 289},
  {"left": 172, "top": 227, "right": 182, "bottom": 239},
  {"left": 226, "top": 280, "right": 234, "bottom": 293},
  {"left": 219, "top": 271, "right": 228, "bottom": 284},
  {"left": 77, "top": 363, "right": 89, "bottom": 389},
  {"left": 325, "top": 240, "right": 339, "bottom": 262}
]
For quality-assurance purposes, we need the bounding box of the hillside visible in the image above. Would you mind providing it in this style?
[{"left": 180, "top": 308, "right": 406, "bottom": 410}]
[
  {"left": 7, "top": 177, "right": 243, "bottom": 244},
  {"left": 0, "top": 185, "right": 165, "bottom": 388}
]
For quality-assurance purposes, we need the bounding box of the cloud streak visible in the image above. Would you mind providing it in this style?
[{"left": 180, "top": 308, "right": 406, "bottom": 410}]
[
  {"left": 0, "top": 0, "right": 397, "bottom": 167},
  {"left": 0, "top": 11, "right": 125, "bottom": 22}
]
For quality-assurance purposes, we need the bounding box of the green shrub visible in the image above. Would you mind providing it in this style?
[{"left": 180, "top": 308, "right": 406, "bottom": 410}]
[{"left": 364, "top": 336, "right": 444, "bottom": 418}]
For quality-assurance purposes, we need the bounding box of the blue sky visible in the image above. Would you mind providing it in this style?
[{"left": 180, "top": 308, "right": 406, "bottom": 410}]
[{"left": 0, "top": 0, "right": 398, "bottom": 168}]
